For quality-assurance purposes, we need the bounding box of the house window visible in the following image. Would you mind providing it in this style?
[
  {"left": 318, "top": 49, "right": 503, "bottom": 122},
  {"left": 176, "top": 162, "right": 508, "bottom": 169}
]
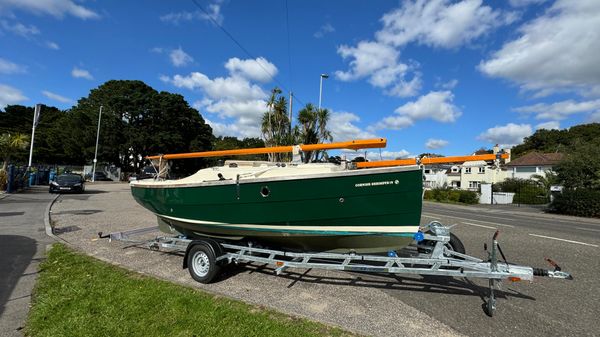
[
  {"left": 465, "top": 167, "right": 471, "bottom": 174},
  {"left": 516, "top": 167, "right": 536, "bottom": 173},
  {"left": 469, "top": 181, "right": 480, "bottom": 189},
  {"left": 451, "top": 167, "right": 458, "bottom": 173},
  {"left": 424, "top": 169, "right": 431, "bottom": 174},
  {"left": 478, "top": 167, "right": 485, "bottom": 173}
]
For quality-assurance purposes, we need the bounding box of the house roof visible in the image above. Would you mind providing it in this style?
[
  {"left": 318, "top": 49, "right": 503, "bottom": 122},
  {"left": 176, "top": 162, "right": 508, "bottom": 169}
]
[{"left": 506, "top": 152, "right": 564, "bottom": 167}]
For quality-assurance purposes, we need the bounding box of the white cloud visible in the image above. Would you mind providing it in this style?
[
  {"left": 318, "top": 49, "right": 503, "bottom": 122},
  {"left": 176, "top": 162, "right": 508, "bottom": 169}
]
[
  {"left": 169, "top": 47, "right": 193, "bottom": 67},
  {"left": 425, "top": 138, "right": 449, "bottom": 149},
  {"left": 514, "top": 99, "right": 600, "bottom": 120},
  {"left": 479, "top": 0, "right": 600, "bottom": 97},
  {"left": 370, "top": 91, "right": 461, "bottom": 131},
  {"left": 42, "top": 90, "right": 71, "bottom": 103},
  {"left": 0, "top": 57, "right": 26, "bottom": 74},
  {"left": 162, "top": 56, "right": 278, "bottom": 138},
  {"left": 0, "top": 83, "right": 27, "bottom": 108},
  {"left": 375, "top": 0, "right": 514, "bottom": 49},
  {"left": 341, "top": 149, "right": 411, "bottom": 161},
  {"left": 0, "top": 20, "right": 39, "bottom": 38},
  {"left": 436, "top": 78, "right": 459, "bottom": 89},
  {"left": 536, "top": 121, "right": 560, "bottom": 130},
  {"left": 477, "top": 123, "right": 533, "bottom": 147},
  {"left": 589, "top": 111, "right": 600, "bottom": 123},
  {"left": 0, "top": 0, "right": 99, "bottom": 19},
  {"left": 224, "top": 57, "right": 277, "bottom": 83},
  {"left": 328, "top": 111, "right": 376, "bottom": 142},
  {"left": 46, "top": 41, "right": 59, "bottom": 50},
  {"left": 509, "top": 0, "right": 547, "bottom": 7},
  {"left": 314, "top": 23, "right": 335, "bottom": 38},
  {"left": 160, "top": 1, "right": 224, "bottom": 25},
  {"left": 335, "top": 41, "right": 421, "bottom": 97},
  {"left": 71, "top": 66, "right": 93, "bottom": 80}
]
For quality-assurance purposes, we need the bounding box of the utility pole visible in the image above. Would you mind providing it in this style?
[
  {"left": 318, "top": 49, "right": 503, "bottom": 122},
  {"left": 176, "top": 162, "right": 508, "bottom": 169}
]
[
  {"left": 318, "top": 74, "right": 329, "bottom": 111},
  {"left": 28, "top": 104, "right": 42, "bottom": 168},
  {"left": 91, "top": 105, "right": 103, "bottom": 182}
]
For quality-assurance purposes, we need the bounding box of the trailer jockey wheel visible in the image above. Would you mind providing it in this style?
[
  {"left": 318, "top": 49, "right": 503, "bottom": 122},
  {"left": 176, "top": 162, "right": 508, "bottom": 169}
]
[
  {"left": 187, "top": 243, "right": 221, "bottom": 284},
  {"left": 418, "top": 232, "right": 466, "bottom": 256}
]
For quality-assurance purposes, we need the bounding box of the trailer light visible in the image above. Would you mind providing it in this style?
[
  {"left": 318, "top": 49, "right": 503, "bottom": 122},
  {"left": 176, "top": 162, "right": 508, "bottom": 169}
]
[
  {"left": 508, "top": 277, "right": 521, "bottom": 282},
  {"left": 275, "top": 261, "right": 284, "bottom": 267},
  {"left": 413, "top": 232, "right": 424, "bottom": 242}
]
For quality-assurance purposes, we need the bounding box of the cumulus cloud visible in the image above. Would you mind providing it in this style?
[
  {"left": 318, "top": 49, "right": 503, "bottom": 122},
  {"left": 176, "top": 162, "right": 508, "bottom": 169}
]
[
  {"left": 160, "top": 1, "right": 224, "bottom": 25},
  {"left": 335, "top": 41, "right": 421, "bottom": 97},
  {"left": 0, "top": 20, "right": 39, "bottom": 38},
  {"left": 224, "top": 57, "right": 278, "bottom": 83},
  {"left": 509, "top": 0, "right": 548, "bottom": 7},
  {"left": 370, "top": 91, "right": 461, "bottom": 131},
  {"left": 0, "top": 57, "right": 26, "bottom": 74},
  {"left": 479, "top": 0, "right": 600, "bottom": 97},
  {"left": 328, "top": 111, "right": 376, "bottom": 142},
  {"left": 71, "top": 66, "right": 93, "bottom": 80},
  {"left": 0, "top": 0, "right": 99, "bottom": 19},
  {"left": 162, "top": 56, "right": 278, "bottom": 138},
  {"left": 425, "top": 138, "right": 449, "bottom": 149},
  {"left": 169, "top": 47, "right": 193, "bottom": 67},
  {"left": 42, "top": 90, "right": 71, "bottom": 103},
  {"left": 477, "top": 123, "right": 532, "bottom": 148},
  {"left": 514, "top": 99, "right": 600, "bottom": 120},
  {"left": 0, "top": 83, "right": 27, "bottom": 108},
  {"left": 536, "top": 121, "right": 560, "bottom": 130},
  {"left": 341, "top": 149, "right": 411, "bottom": 161},
  {"left": 314, "top": 23, "right": 335, "bottom": 38},
  {"left": 376, "top": 0, "right": 514, "bottom": 49}
]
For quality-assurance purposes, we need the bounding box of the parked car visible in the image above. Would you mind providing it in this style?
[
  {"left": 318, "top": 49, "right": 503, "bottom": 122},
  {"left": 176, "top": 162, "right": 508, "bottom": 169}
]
[
  {"left": 92, "top": 172, "right": 112, "bottom": 181},
  {"left": 128, "top": 166, "right": 158, "bottom": 182},
  {"left": 49, "top": 174, "right": 85, "bottom": 193}
]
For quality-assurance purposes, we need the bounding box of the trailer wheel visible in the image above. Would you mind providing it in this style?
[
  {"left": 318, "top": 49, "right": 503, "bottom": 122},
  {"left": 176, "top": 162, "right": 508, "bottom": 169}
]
[
  {"left": 447, "top": 233, "right": 466, "bottom": 255},
  {"left": 187, "top": 243, "right": 221, "bottom": 284}
]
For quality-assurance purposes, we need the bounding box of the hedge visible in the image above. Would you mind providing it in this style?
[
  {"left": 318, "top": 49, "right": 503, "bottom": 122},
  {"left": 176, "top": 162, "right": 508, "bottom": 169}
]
[
  {"left": 423, "top": 188, "right": 479, "bottom": 205},
  {"left": 549, "top": 189, "right": 600, "bottom": 218}
]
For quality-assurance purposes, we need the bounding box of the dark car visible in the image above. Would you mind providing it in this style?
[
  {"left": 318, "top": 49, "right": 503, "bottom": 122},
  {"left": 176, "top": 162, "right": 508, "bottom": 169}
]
[
  {"left": 92, "top": 172, "right": 112, "bottom": 181},
  {"left": 128, "top": 166, "right": 158, "bottom": 182},
  {"left": 49, "top": 174, "right": 85, "bottom": 193}
]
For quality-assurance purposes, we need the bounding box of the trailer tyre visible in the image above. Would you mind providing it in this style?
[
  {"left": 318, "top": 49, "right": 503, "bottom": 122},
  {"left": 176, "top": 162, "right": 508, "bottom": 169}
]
[
  {"left": 187, "top": 243, "right": 221, "bottom": 284},
  {"left": 447, "top": 233, "right": 466, "bottom": 255}
]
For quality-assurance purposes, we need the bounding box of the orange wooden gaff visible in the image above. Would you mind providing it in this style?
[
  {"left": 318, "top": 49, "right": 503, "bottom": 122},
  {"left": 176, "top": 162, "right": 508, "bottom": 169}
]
[
  {"left": 146, "top": 138, "right": 387, "bottom": 160},
  {"left": 355, "top": 153, "right": 510, "bottom": 168}
]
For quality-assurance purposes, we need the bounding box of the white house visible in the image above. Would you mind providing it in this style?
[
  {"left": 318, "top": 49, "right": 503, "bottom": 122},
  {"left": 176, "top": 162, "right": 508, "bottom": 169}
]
[
  {"left": 460, "top": 160, "right": 510, "bottom": 191},
  {"left": 423, "top": 166, "right": 448, "bottom": 189},
  {"left": 505, "top": 152, "right": 564, "bottom": 179}
]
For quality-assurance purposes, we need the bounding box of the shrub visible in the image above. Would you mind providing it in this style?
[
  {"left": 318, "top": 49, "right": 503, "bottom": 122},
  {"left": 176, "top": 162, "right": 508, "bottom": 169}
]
[
  {"left": 423, "top": 188, "right": 479, "bottom": 204},
  {"left": 549, "top": 189, "right": 600, "bottom": 218},
  {"left": 458, "top": 190, "right": 479, "bottom": 204}
]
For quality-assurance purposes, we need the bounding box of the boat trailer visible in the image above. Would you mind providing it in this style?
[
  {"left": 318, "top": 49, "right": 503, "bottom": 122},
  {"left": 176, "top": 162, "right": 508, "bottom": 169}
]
[{"left": 99, "top": 221, "right": 572, "bottom": 317}]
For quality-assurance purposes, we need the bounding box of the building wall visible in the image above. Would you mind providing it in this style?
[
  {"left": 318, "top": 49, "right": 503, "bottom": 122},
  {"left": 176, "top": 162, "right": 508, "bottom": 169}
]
[
  {"left": 460, "top": 165, "right": 509, "bottom": 190},
  {"left": 509, "top": 165, "right": 554, "bottom": 180}
]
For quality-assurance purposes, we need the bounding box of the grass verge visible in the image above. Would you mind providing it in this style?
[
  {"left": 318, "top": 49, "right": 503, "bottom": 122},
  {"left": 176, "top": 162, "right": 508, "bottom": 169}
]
[{"left": 26, "top": 244, "right": 353, "bottom": 337}]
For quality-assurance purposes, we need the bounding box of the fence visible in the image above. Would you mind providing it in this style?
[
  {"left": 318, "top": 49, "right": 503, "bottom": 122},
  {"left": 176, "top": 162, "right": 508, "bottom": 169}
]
[{"left": 491, "top": 179, "right": 550, "bottom": 206}]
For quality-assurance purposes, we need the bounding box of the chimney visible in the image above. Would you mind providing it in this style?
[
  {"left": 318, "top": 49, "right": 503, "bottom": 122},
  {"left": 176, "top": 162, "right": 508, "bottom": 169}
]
[
  {"left": 505, "top": 148, "right": 511, "bottom": 164},
  {"left": 493, "top": 144, "right": 499, "bottom": 154}
]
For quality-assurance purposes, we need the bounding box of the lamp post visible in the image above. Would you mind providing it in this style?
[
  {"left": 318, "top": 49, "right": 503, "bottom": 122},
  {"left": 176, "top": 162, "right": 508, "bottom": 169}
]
[
  {"left": 91, "top": 105, "right": 103, "bottom": 182},
  {"left": 28, "top": 104, "right": 42, "bottom": 168},
  {"left": 318, "top": 74, "right": 329, "bottom": 111}
]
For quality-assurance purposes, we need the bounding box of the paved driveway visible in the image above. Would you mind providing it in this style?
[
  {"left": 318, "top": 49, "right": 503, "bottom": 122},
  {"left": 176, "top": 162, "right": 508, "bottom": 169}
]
[{"left": 0, "top": 188, "right": 55, "bottom": 337}]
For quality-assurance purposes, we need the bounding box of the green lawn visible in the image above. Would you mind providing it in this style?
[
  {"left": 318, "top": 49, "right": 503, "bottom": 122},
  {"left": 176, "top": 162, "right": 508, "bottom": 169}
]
[{"left": 26, "top": 244, "right": 354, "bottom": 337}]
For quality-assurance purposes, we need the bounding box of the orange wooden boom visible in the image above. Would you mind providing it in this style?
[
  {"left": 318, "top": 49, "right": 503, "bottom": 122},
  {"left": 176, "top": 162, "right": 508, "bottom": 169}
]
[
  {"left": 146, "top": 138, "right": 387, "bottom": 160},
  {"left": 355, "top": 153, "right": 510, "bottom": 168}
]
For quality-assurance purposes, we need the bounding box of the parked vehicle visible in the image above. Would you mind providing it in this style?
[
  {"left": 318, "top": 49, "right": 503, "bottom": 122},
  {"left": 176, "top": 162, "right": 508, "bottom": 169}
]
[
  {"left": 92, "top": 172, "right": 112, "bottom": 181},
  {"left": 128, "top": 166, "right": 158, "bottom": 182},
  {"left": 49, "top": 174, "right": 85, "bottom": 193}
]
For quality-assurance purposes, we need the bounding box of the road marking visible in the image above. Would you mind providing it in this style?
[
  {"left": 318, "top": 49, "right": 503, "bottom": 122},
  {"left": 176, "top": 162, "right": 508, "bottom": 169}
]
[
  {"left": 421, "top": 215, "right": 440, "bottom": 221},
  {"left": 461, "top": 222, "right": 496, "bottom": 230},
  {"left": 422, "top": 212, "right": 515, "bottom": 228},
  {"left": 528, "top": 234, "right": 599, "bottom": 248},
  {"left": 576, "top": 227, "right": 600, "bottom": 233}
]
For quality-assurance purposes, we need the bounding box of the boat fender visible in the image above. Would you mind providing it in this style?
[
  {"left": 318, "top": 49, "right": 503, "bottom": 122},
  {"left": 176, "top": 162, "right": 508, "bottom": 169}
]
[{"left": 182, "top": 239, "right": 224, "bottom": 269}]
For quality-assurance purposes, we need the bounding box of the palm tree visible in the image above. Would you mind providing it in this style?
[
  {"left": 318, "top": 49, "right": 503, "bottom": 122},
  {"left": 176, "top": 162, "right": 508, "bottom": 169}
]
[
  {"left": 0, "top": 133, "right": 30, "bottom": 171},
  {"left": 531, "top": 170, "right": 559, "bottom": 197},
  {"left": 261, "top": 88, "right": 291, "bottom": 162}
]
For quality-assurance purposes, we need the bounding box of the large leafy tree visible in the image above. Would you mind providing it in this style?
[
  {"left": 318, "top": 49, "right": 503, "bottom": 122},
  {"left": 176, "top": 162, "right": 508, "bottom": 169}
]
[
  {"left": 0, "top": 133, "right": 29, "bottom": 170},
  {"left": 554, "top": 144, "right": 600, "bottom": 190},
  {"left": 512, "top": 123, "right": 600, "bottom": 158},
  {"left": 68, "top": 80, "right": 213, "bottom": 171}
]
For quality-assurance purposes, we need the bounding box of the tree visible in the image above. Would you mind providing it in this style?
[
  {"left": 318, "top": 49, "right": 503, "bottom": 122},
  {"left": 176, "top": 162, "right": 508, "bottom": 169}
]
[
  {"left": 554, "top": 144, "right": 600, "bottom": 190},
  {"left": 294, "top": 103, "right": 332, "bottom": 162},
  {"left": 0, "top": 133, "right": 29, "bottom": 170},
  {"left": 213, "top": 136, "right": 266, "bottom": 161},
  {"left": 512, "top": 123, "right": 600, "bottom": 158},
  {"left": 261, "top": 88, "right": 292, "bottom": 162}
]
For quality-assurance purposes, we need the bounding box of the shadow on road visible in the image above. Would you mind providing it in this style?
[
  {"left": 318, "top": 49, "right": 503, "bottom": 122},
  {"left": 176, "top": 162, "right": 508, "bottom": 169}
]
[{"left": 0, "top": 235, "right": 37, "bottom": 317}]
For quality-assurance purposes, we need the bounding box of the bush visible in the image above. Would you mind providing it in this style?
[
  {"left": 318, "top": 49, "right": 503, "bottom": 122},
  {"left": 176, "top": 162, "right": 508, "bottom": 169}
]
[
  {"left": 549, "top": 189, "right": 600, "bottom": 218},
  {"left": 423, "top": 188, "right": 479, "bottom": 204}
]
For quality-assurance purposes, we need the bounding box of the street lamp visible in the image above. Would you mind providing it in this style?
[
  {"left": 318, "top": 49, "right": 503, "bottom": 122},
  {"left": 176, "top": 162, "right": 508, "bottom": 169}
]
[
  {"left": 318, "top": 73, "right": 329, "bottom": 111},
  {"left": 91, "top": 105, "right": 103, "bottom": 182}
]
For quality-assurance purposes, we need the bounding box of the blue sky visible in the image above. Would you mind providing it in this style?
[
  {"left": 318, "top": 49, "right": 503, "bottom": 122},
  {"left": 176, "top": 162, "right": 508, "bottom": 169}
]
[{"left": 1, "top": 0, "right": 600, "bottom": 158}]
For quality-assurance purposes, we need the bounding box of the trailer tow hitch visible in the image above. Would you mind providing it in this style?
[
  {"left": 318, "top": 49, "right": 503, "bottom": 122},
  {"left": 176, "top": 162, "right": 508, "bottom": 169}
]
[{"left": 533, "top": 258, "right": 573, "bottom": 280}]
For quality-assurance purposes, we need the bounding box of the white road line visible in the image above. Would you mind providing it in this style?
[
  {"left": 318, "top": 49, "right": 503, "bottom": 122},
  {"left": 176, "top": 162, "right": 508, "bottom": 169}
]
[
  {"left": 528, "top": 234, "right": 599, "bottom": 248},
  {"left": 422, "top": 212, "right": 515, "bottom": 228},
  {"left": 576, "top": 227, "right": 600, "bottom": 233},
  {"left": 421, "top": 215, "right": 440, "bottom": 221},
  {"left": 461, "top": 222, "right": 497, "bottom": 230}
]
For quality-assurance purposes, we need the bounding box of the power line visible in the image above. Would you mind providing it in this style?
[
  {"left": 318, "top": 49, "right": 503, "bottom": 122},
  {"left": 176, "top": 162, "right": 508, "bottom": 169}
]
[{"left": 190, "top": 0, "right": 307, "bottom": 108}]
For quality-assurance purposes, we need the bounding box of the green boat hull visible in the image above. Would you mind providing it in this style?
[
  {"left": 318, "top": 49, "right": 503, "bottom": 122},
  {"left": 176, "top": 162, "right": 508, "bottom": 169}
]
[{"left": 131, "top": 166, "right": 423, "bottom": 253}]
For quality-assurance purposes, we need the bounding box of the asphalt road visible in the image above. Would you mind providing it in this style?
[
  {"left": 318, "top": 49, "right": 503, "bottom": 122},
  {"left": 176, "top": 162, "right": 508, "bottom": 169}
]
[
  {"left": 379, "top": 201, "right": 600, "bottom": 337},
  {"left": 0, "top": 188, "right": 55, "bottom": 337},
  {"left": 51, "top": 185, "right": 600, "bottom": 337}
]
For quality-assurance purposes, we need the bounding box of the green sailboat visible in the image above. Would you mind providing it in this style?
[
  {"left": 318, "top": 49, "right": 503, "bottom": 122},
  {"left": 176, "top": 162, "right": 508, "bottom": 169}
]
[{"left": 130, "top": 139, "right": 423, "bottom": 253}]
